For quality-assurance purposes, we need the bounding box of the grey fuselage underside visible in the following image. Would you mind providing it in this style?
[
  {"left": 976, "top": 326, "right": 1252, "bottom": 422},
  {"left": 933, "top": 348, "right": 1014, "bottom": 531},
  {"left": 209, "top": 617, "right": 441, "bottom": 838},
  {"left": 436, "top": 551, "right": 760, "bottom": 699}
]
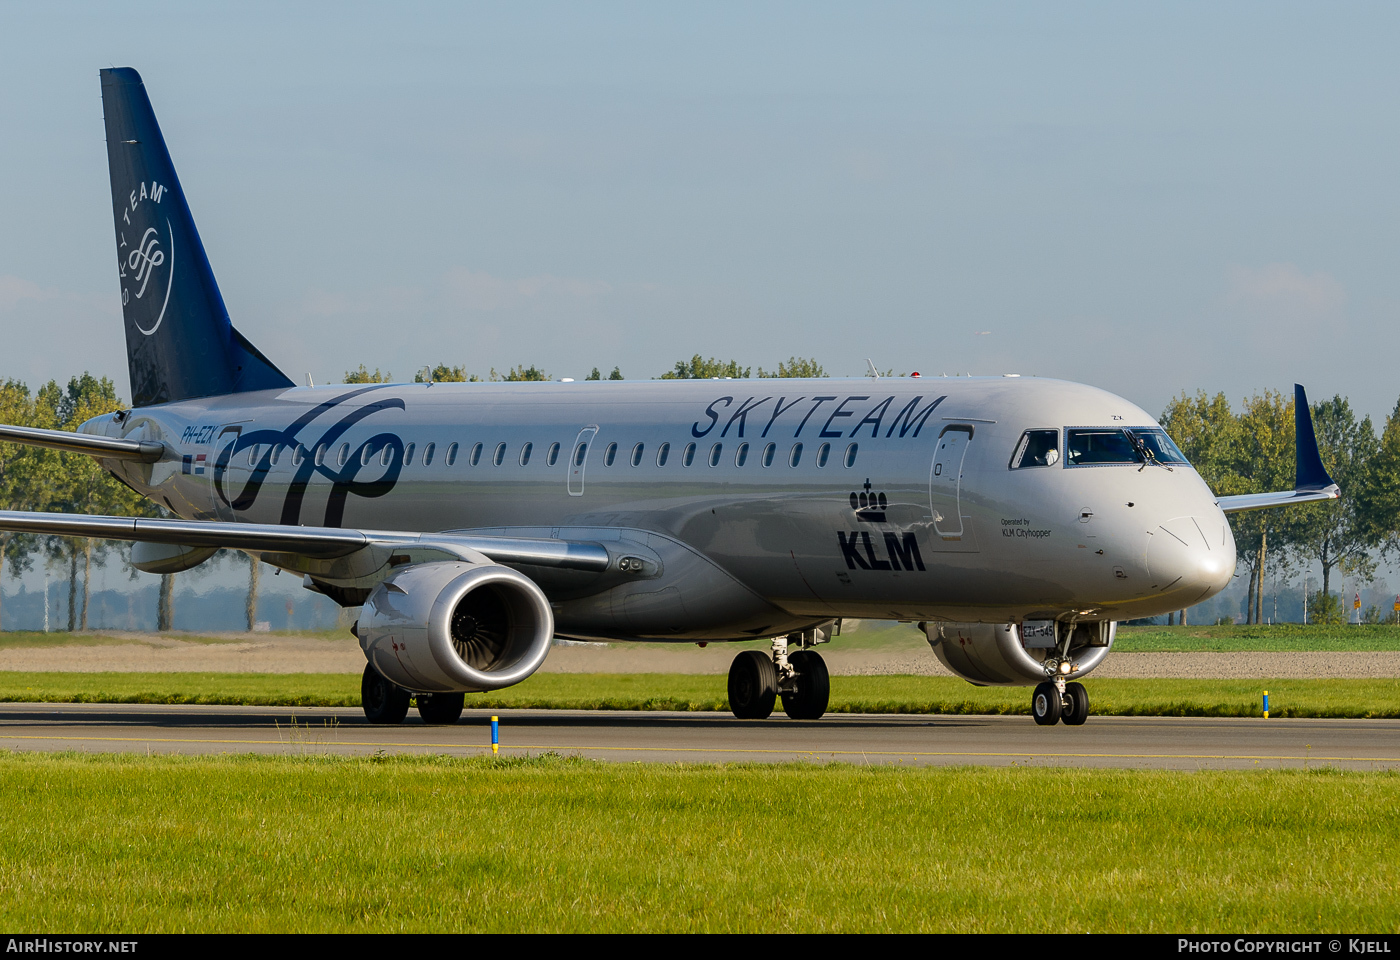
[{"left": 87, "top": 376, "right": 1236, "bottom": 640}]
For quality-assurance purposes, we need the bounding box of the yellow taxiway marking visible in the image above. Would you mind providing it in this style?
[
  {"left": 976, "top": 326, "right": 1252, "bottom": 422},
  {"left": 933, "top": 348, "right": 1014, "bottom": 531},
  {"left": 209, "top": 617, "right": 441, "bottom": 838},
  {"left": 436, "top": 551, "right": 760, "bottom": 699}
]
[{"left": 2, "top": 733, "right": 1398, "bottom": 762}]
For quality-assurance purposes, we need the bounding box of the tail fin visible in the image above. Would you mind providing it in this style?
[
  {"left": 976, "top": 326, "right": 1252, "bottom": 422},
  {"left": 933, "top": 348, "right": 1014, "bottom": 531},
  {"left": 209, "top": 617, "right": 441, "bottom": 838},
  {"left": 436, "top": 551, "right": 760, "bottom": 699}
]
[{"left": 100, "top": 68, "right": 292, "bottom": 407}]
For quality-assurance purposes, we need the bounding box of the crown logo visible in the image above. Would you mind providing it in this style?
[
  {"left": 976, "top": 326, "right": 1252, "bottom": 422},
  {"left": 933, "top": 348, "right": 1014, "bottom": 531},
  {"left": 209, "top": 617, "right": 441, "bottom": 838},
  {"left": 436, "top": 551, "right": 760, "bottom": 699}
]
[{"left": 849, "top": 479, "right": 887, "bottom": 522}]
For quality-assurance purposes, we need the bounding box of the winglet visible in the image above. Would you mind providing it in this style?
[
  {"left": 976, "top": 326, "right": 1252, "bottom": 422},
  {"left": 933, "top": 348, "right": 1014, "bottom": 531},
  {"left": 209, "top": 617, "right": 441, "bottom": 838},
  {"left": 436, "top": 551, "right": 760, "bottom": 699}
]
[{"left": 1294, "top": 384, "right": 1336, "bottom": 492}]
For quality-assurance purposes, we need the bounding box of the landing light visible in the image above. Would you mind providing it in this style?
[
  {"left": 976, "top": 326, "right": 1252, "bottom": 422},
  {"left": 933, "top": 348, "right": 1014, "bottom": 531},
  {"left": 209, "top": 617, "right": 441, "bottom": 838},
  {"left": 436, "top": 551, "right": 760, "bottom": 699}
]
[{"left": 1059, "top": 661, "right": 1072, "bottom": 675}]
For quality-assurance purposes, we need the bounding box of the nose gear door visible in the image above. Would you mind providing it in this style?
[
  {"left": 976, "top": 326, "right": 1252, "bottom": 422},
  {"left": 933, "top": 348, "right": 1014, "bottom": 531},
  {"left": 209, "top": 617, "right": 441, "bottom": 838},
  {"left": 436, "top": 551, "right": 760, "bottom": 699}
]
[{"left": 930, "top": 425, "right": 973, "bottom": 542}]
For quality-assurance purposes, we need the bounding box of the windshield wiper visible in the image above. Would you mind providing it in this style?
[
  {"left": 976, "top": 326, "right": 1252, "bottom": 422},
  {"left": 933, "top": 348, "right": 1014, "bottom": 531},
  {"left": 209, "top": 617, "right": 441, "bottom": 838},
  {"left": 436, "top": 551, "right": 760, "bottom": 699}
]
[{"left": 1127, "top": 431, "right": 1172, "bottom": 472}]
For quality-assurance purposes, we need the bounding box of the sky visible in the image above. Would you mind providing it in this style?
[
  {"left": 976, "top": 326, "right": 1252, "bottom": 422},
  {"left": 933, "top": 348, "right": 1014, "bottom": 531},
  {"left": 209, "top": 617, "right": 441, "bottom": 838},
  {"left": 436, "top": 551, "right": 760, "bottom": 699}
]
[{"left": 2, "top": 2, "right": 1399, "bottom": 426}]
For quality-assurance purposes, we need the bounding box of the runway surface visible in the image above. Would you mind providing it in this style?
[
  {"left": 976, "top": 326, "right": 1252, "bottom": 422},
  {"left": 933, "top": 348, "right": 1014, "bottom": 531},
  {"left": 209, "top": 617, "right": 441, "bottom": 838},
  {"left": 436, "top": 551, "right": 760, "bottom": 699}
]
[{"left": 1, "top": 703, "right": 1398, "bottom": 769}]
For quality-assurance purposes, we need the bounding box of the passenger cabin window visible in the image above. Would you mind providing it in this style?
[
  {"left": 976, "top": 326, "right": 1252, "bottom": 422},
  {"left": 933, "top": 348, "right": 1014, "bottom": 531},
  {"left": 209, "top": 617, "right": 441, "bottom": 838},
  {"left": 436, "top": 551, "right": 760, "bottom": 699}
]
[
  {"left": 337, "top": 443, "right": 350, "bottom": 466},
  {"left": 816, "top": 443, "right": 830, "bottom": 467},
  {"left": 520, "top": 442, "right": 533, "bottom": 466},
  {"left": 1129, "top": 428, "right": 1190, "bottom": 465},
  {"left": 683, "top": 442, "right": 696, "bottom": 466},
  {"left": 573, "top": 442, "right": 588, "bottom": 466},
  {"left": 381, "top": 446, "right": 393, "bottom": 466},
  {"left": 630, "top": 443, "right": 644, "bottom": 467},
  {"left": 247, "top": 444, "right": 260, "bottom": 466},
  {"left": 422, "top": 442, "right": 435, "bottom": 466},
  {"left": 1010, "top": 430, "right": 1060, "bottom": 469},
  {"left": 709, "top": 443, "right": 723, "bottom": 466},
  {"left": 656, "top": 442, "right": 670, "bottom": 466},
  {"left": 493, "top": 443, "right": 507, "bottom": 466},
  {"left": 292, "top": 445, "right": 305, "bottom": 466},
  {"left": 546, "top": 442, "right": 560, "bottom": 466},
  {"left": 463, "top": 442, "right": 476, "bottom": 466},
  {"left": 404, "top": 442, "right": 416, "bottom": 465},
  {"left": 762, "top": 442, "right": 776, "bottom": 467},
  {"left": 844, "top": 443, "right": 858, "bottom": 468},
  {"left": 604, "top": 442, "right": 618, "bottom": 466},
  {"left": 447, "top": 442, "right": 460, "bottom": 466},
  {"left": 360, "top": 444, "right": 373, "bottom": 466},
  {"left": 1065, "top": 429, "right": 1140, "bottom": 466},
  {"left": 789, "top": 442, "right": 803, "bottom": 467},
  {"left": 735, "top": 442, "right": 749, "bottom": 467},
  {"left": 314, "top": 444, "right": 327, "bottom": 467},
  {"left": 270, "top": 444, "right": 282, "bottom": 466}
]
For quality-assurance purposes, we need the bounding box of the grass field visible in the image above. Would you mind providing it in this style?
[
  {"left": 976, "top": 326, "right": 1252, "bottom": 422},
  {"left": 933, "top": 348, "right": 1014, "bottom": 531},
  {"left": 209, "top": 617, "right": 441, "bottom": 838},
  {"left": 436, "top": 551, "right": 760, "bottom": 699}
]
[
  {"left": 0, "top": 751, "right": 1393, "bottom": 932},
  {"left": 1114, "top": 623, "right": 1400, "bottom": 652},
  {"left": 2, "top": 671, "right": 1397, "bottom": 717}
]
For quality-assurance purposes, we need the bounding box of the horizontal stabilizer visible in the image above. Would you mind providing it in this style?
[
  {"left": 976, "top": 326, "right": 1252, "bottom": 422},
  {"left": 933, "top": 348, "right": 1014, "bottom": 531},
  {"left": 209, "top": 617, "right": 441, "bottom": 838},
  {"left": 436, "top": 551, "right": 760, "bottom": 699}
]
[
  {"left": 1215, "top": 383, "right": 1340, "bottom": 514},
  {"left": 0, "top": 509, "right": 611, "bottom": 571},
  {"left": 0, "top": 423, "right": 164, "bottom": 462}
]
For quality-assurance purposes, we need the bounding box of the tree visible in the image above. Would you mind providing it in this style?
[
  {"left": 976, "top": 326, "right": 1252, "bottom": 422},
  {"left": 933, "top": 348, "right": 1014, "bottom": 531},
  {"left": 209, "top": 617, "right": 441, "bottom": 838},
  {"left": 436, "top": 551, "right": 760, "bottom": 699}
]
[
  {"left": 1229, "top": 390, "right": 1298, "bottom": 624},
  {"left": 1359, "top": 395, "right": 1400, "bottom": 561},
  {"left": 490, "top": 365, "right": 550, "bottom": 382},
  {"left": 344, "top": 365, "right": 393, "bottom": 383},
  {"left": 758, "top": 357, "right": 826, "bottom": 378},
  {"left": 0, "top": 379, "right": 53, "bottom": 629},
  {"left": 415, "top": 364, "right": 475, "bottom": 383},
  {"left": 659, "top": 355, "right": 750, "bottom": 379},
  {"left": 38, "top": 375, "right": 147, "bottom": 631},
  {"left": 1289, "top": 396, "right": 1378, "bottom": 599},
  {"left": 607, "top": 366, "right": 623, "bottom": 381}
]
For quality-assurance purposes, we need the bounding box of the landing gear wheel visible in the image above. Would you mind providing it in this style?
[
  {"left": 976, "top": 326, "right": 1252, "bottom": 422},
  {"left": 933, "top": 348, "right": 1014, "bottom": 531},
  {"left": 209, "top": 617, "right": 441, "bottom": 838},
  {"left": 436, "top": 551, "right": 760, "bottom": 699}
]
[
  {"left": 1061, "top": 682, "right": 1089, "bottom": 726},
  {"left": 781, "top": 649, "right": 831, "bottom": 720},
  {"left": 728, "top": 650, "right": 777, "bottom": 719},
  {"left": 361, "top": 664, "right": 411, "bottom": 724},
  {"left": 1032, "top": 681, "right": 1062, "bottom": 726},
  {"left": 416, "top": 692, "right": 466, "bottom": 725}
]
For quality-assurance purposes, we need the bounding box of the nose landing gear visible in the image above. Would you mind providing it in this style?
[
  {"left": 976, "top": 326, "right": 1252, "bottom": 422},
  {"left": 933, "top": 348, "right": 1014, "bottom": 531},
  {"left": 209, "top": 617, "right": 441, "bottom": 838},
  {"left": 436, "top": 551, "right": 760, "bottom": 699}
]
[
  {"left": 1032, "top": 679, "right": 1089, "bottom": 726},
  {"left": 727, "top": 632, "right": 831, "bottom": 720}
]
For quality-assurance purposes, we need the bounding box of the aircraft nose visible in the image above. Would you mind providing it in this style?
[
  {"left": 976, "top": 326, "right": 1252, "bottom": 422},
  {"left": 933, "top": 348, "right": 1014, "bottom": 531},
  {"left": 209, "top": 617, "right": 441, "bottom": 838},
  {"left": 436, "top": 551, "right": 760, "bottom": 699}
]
[{"left": 1145, "top": 514, "right": 1235, "bottom": 608}]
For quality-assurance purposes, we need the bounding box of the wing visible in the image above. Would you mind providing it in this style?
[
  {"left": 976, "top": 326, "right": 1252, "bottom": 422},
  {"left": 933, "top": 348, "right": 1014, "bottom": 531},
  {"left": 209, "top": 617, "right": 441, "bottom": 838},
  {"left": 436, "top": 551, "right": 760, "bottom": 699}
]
[
  {"left": 0, "top": 509, "right": 610, "bottom": 571},
  {"left": 1214, "top": 384, "right": 1341, "bottom": 514}
]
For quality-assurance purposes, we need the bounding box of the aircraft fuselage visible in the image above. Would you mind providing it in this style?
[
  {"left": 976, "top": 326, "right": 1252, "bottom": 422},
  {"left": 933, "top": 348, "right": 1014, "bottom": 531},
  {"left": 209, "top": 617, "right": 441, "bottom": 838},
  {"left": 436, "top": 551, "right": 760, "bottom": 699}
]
[{"left": 83, "top": 374, "right": 1236, "bottom": 640}]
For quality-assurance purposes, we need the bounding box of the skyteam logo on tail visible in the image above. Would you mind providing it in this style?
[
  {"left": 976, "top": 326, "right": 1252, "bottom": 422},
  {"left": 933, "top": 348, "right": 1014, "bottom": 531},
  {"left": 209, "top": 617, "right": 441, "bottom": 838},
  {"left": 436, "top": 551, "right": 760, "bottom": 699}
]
[{"left": 116, "top": 180, "right": 174, "bottom": 336}]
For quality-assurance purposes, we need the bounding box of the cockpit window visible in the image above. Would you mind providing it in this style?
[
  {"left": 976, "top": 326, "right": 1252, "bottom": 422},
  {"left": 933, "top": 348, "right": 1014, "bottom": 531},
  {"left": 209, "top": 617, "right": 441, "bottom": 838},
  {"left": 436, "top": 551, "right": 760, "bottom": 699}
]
[
  {"left": 1009, "top": 430, "right": 1060, "bottom": 469},
  {"left": 1129, "top": 428, "right": 1190, "bottom": 465},
  {"left": 1065, "top": 429, "right": 1141, "bottom": 465}
]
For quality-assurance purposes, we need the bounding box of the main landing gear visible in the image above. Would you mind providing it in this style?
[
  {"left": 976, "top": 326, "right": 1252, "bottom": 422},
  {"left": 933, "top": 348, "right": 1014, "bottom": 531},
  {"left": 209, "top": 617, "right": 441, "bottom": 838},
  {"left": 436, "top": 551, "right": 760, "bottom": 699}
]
[
  {"left": 727, "top": 634, "right": 830, "bottom": 720},
  {"left": 1032, "top": 678, "right": 1089, "bottom": 726},
  {"left": 360, "top": 664, "right": 464, "bottom": 725}
]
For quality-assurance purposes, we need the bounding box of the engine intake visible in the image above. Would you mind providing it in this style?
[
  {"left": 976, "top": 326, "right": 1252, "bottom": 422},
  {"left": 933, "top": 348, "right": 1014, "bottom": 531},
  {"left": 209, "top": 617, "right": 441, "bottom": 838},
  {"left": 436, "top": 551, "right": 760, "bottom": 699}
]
[
  {"left": 357, "top": 561, "right": 554, "bottom": 693},
  {"left": 920, "top": 620, "right": 1115, "bottom": 686}
]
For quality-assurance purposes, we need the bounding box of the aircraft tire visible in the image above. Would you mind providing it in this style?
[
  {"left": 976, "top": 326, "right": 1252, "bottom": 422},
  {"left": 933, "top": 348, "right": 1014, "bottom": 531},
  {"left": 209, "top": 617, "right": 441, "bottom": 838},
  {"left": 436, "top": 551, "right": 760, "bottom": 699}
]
[
  {"left": 728, "top": 650, "right": 777, "bottom": 720},
  {"left": 361, "top": 663, "right": 411, "bottom": 724},
  {"left": 1061, "top": 682, "right": 1089, "bottom": 726},
  {"left": 1031, "top": 682, "right": 1061, "bottom": 726},
  {"left": 417, "top": 691, "right": 466, "bottom": 725},
  {"left": 781, "top": 650, "right": 831, "bottom": 720}
]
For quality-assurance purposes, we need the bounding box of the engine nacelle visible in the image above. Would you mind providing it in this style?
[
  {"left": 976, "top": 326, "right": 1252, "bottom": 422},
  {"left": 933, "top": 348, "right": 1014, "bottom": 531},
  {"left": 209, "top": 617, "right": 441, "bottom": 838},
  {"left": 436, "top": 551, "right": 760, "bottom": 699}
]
[
  {"left": 130, "top": 541, "right": 218, "bottom": 574},
  {"left": 921, "top": 620, "right": 1115, "bottom": 686},
  {"left": 357, "top": 561, "right": 554, "bottom": 694}
]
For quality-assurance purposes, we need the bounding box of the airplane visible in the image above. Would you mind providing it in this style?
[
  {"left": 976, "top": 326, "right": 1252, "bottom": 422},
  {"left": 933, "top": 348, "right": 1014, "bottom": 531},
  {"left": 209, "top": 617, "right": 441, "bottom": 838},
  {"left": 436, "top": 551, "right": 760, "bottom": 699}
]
[{"left": 0, "top": 68, "right": 1340, "bottom": 727}]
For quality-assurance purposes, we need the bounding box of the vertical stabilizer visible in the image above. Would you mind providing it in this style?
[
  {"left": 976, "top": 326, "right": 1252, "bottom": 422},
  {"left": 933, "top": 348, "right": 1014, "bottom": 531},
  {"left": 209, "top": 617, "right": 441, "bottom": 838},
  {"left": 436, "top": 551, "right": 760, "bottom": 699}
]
[{"left": 100, "top": 68, "right": 292, "bottom": 407}]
